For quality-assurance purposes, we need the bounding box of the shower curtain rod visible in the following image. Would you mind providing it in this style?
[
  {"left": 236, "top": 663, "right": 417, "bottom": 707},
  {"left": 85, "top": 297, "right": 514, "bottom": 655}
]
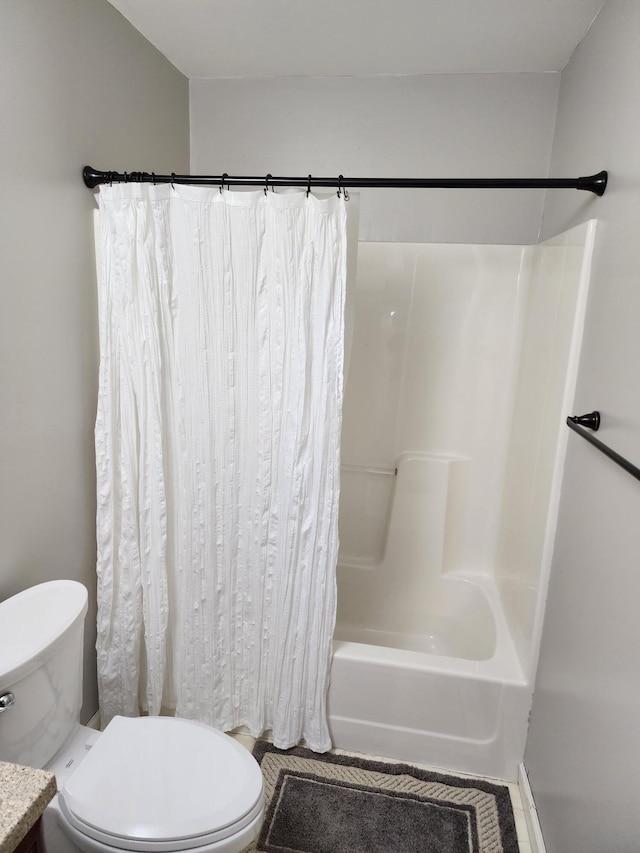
[{"left": 83, "top": 166, "right": 608, "bottom": 196}]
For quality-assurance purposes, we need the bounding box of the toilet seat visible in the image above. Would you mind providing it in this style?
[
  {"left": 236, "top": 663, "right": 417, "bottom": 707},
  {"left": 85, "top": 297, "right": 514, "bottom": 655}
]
[{"left": 57, "top": 716, "right": 264, "bottom": 852}]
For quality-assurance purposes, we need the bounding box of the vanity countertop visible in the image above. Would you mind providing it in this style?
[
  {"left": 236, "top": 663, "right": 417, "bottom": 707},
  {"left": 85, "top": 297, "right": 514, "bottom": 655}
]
[{"left": 0, "top": 762, "right": 56, "bottom": 853}]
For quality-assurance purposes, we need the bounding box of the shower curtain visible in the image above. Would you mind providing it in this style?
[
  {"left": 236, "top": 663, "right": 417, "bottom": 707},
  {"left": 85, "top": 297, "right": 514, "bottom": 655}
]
[{"left": 94, "top": 183, "right": 347, "bottom": 751}]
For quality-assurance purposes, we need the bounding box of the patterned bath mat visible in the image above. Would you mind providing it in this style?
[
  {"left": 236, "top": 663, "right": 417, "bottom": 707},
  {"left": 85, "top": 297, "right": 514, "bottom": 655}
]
[{"left": 247, "top": 742, "right": 519, "bottom": 853}]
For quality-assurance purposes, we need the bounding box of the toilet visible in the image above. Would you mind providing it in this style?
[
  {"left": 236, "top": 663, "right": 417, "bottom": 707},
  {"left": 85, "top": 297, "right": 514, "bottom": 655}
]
[{"left": 0, "top": 581, "right": 264, "bottom": 852}]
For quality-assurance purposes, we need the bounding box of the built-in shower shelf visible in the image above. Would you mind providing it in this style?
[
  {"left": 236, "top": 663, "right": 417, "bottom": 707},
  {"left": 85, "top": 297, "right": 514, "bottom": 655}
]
[{"left": 341, "top": 463, "right": 396, "bottom": 476}]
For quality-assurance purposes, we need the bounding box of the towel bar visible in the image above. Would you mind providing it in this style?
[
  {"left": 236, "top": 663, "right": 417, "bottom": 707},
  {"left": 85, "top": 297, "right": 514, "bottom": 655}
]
[{"left": 567, "top": 412, "right": 640, "bottom": 482}]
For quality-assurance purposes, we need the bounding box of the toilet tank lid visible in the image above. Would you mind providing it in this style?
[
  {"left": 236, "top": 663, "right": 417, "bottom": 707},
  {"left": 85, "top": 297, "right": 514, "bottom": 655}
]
[{"left": 0, "top": 580, "right": 88, "bottom": 688}]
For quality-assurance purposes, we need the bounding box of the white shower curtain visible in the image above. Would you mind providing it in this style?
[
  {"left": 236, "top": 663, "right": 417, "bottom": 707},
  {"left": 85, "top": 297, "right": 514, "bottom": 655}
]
[{"left": 94, "top": 183, "right": 347, "bottom": 751}]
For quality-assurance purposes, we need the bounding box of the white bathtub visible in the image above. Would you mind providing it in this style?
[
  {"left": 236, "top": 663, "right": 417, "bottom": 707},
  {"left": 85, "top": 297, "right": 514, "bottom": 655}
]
[
  {"left": 331, "top": 231, "right": 594, "bottom": 783},
  {"left": 327, "top": 575, "right": 531, "bottom": 782}
]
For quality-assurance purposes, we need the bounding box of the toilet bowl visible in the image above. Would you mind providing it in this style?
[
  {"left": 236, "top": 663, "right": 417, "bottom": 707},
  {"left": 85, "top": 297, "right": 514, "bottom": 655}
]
[
  {"left": 47, "top": 717, "right": 264, "bottom": 853},
  {"left": 0, "top": 581, "right": 264, "bottom": 853}
]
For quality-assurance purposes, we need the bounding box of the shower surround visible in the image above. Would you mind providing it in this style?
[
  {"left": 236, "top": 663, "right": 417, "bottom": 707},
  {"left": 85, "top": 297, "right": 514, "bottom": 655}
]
[{"left": 328, "top": 222, "right": 596, "bottom": 780}]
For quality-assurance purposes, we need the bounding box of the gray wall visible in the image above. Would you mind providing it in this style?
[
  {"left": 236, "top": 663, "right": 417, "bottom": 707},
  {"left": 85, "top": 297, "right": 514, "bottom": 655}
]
[
  {"left": 190, "top": 73, "right": 560, "bottom": 244},
  {"left": 0, "top": 0, "right": 189, "bottom": 720},
  {"left": 525, "top": 2, "right": 640, "bottom": 850}
]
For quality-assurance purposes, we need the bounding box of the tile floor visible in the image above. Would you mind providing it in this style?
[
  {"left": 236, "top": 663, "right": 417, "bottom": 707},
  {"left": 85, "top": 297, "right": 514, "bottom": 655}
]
[{"left": 227, "top": 730, "right": 534, "bottom": 852}]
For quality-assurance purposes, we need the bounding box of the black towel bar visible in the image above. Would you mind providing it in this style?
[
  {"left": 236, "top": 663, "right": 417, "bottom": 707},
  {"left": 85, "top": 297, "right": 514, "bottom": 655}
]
[{"left": 566, "top": 412, "right": 640, "bottom": 482}]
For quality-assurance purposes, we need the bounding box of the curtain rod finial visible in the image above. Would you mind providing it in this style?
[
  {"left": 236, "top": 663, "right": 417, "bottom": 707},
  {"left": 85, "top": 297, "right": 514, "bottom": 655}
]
[
  {"left": 83, "top": 165, "right": 104, "bottom": 188},
  {"left": 577, "top": 170, "right": 608, "bottom": 196}
]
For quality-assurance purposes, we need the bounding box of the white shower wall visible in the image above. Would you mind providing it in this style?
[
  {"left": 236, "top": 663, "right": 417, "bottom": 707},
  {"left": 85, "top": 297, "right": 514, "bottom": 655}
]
[
  {"left": 340, "top": 242, "right": 526, "bottom": 578},
  {"left": 495, "top": 222, "right": 596, "bottom": 679},
  {"left": 339, "top": 223, "right": 594, "bottom": 674}
]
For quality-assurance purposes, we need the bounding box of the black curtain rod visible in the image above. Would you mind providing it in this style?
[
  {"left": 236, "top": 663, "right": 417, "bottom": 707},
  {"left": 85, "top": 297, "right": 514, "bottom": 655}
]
[{"left": 83, "top": 166, "right": 608, "bottom": 196}]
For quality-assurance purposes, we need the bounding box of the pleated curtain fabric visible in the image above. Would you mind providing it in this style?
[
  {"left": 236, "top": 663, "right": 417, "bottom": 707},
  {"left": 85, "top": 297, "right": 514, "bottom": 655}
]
[{"left": 94, "top": 183, "right": 347, "bottom": 751}]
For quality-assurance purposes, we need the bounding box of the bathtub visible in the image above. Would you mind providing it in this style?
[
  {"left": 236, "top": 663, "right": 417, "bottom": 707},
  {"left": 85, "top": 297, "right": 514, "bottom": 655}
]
[
  {"left": 327, "top": 574, "right": 531, "bottom": 782},
  {"left": 329, "top": 231, "right": 594, "bottom": 783},
  {"left": 327, "top": 453, "right": 532, "bottom": 782}
]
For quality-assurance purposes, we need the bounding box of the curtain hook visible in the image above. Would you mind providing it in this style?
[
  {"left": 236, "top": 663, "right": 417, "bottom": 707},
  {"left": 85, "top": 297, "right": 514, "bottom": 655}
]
[
  {"left": 123, "top": 171, "right": 128, "bottom": 184},
  {"left": 171, "top": 173, "right": 176, "bottom": 189},
  {"left": 265, "top": 173, "right": 273, "bottom": 195},
  {"left": 108, "top": 171, "right": 113, "bottom": 187},
  {"left": 307, "top": 174, "right": 312, "bottom": 197},
  {"left": 337, "top": 175, "right": 343, "bottom": 198},
  {"left": 337, "top": 175, "right": 349, "bottom": 201},
  {"left": 151, "top": 172, "right": 156, "bottom": 186},
  {"left": 221, "top": 172, "right": 228, "bottom": 194}
]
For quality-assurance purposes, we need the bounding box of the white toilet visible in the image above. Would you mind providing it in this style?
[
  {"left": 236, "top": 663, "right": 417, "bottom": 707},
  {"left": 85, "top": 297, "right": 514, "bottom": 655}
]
[{"left": 0, "top": 581, "right": 264, "bottom": 852}]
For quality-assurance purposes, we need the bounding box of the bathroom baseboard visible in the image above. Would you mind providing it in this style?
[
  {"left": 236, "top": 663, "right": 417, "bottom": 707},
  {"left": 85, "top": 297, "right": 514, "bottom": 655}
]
[{"left": 518, "top": 763, "right": 547, "bottom": 853}]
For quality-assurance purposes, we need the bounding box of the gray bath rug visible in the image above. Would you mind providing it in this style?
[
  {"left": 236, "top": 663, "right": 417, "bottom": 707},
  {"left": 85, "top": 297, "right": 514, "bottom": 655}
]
[{"left": 247, "top": 742, "right": 519, "bottom": 853}]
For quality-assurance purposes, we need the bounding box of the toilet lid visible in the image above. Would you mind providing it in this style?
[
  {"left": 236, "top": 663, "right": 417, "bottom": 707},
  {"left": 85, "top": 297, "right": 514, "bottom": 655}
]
[{"left": 60, "top": 716, "right": 263, "bottom": 851}]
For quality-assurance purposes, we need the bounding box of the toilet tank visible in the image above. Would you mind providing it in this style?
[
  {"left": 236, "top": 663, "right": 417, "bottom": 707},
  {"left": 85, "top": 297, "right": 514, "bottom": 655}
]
[{"left": 0, "top": 580, "right": 88, "bottom": 769}]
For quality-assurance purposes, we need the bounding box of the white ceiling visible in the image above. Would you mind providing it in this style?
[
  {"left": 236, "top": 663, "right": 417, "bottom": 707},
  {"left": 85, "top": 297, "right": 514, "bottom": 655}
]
[{"left": 106, "top": 0, "right": 605, "bottom": 80}]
